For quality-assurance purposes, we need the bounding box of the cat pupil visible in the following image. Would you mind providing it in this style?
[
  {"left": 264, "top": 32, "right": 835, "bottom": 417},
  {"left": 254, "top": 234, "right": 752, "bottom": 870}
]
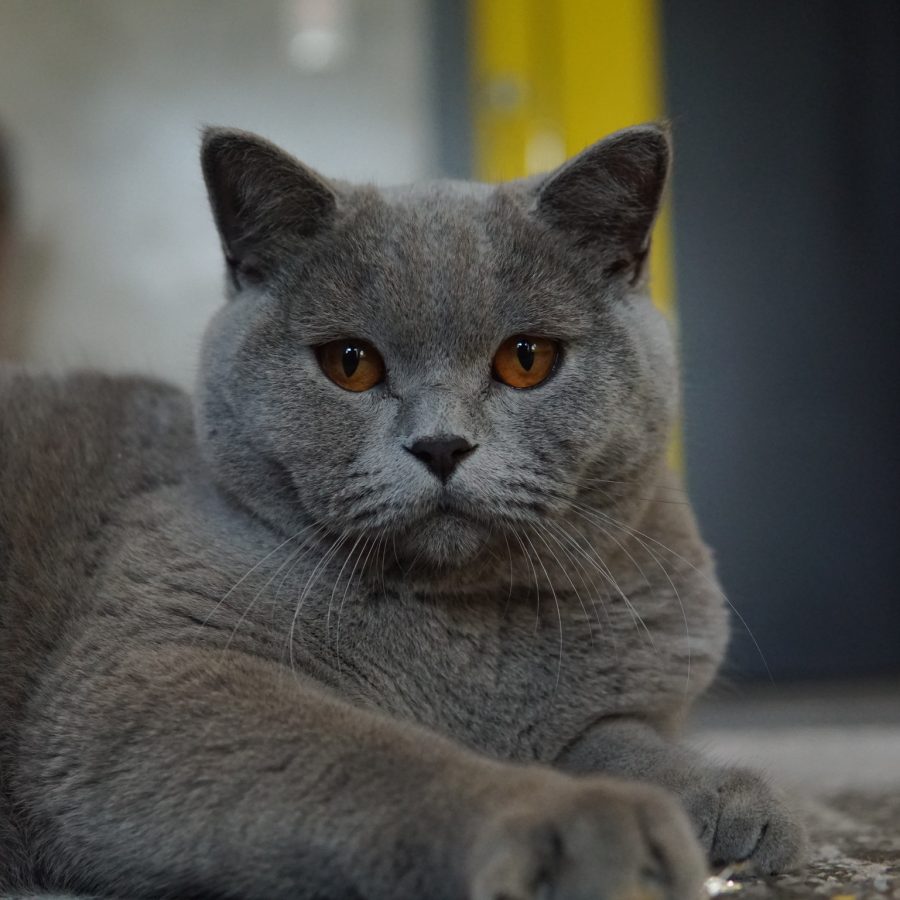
[
  {"left": 342, "top": 346, "right": 360, "bottom": 377},
  {"left": 516, "top": 340, "right": 534, "bottom": 371}
]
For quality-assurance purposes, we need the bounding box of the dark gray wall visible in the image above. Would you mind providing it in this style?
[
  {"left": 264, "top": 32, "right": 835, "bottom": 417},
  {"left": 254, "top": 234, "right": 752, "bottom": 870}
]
[{"left": 662, "top": 1, "right": 900, "bottom": 679}]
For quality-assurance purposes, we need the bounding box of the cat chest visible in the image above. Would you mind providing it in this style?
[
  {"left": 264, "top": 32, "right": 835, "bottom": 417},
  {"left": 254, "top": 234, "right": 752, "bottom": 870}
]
[{"left": 297, "top": 591, "right": 667, "bottom": 763}]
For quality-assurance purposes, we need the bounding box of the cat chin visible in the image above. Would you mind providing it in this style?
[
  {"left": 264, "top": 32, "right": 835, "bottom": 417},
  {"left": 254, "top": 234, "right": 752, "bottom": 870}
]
[{"left": 399, "top": 513, "right": 490, "bottom": 569}]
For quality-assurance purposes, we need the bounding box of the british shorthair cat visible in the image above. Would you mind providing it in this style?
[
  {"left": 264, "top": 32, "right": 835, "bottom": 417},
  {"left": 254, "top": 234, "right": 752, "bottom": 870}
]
[{"left": 0, "top": 124, "right": 804, "bottom": 899}]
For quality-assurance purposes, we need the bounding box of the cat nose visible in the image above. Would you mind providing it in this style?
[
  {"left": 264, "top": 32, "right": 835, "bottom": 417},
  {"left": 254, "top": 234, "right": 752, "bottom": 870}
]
[{"left": 405, "top": 435, "right": 477, "bottom": 483}]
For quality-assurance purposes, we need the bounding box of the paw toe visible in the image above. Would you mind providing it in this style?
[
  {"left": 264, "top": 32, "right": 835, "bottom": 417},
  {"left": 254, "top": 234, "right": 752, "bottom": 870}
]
[{"left": 706, "top": 769, "right": 806, "bottom": 874}]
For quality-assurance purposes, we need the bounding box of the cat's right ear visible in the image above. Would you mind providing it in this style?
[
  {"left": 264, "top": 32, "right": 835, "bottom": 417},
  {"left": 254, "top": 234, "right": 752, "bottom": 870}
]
[
  {"left": 530, "top": 124, "right": 670, "bottom": 284},
  {"left": 201, "top": 127, "right": 336, "bottom": 291}
]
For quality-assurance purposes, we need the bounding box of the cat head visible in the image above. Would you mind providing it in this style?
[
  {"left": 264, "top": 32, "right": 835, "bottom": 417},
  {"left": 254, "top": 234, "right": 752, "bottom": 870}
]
[{"left": 196, "top": 125, "right": 677, "bottom": 576}]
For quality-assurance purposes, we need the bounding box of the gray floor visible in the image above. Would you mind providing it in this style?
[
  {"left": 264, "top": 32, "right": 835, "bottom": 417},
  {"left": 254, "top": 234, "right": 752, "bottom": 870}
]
[{"left": 691, "top": 679, "right": 900, "bottom": 898}]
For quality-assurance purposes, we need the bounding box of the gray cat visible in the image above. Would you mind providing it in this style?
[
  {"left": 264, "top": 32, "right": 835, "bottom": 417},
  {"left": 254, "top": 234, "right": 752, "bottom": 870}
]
[{"left": 0, "top": 124, "right": 805, "bottom": 900}]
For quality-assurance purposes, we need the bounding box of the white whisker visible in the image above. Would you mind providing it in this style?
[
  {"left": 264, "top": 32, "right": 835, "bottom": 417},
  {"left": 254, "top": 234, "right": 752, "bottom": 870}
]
[{"left": 522, "top": 527, "right": 564, "bottom": 693}]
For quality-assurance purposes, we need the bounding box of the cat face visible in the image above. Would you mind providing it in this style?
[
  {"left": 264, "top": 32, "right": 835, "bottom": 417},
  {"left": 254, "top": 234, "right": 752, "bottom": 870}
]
[{"left": 196, "top": 127, "right": 677, "bottom": 572}]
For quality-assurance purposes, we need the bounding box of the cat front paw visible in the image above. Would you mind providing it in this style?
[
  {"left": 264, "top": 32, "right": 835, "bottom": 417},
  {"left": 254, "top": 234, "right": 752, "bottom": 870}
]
[
  {"left": 673, "top": 765, "right": 807, "bottom": 875},
  {"left": 469, "top": 773, "right": 706, "bottom": 900}
]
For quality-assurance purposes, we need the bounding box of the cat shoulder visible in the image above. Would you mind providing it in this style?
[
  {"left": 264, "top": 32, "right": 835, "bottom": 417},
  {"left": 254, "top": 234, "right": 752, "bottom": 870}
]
[{"left": 0, "top": 367, "right": 194, "bottom": 484}]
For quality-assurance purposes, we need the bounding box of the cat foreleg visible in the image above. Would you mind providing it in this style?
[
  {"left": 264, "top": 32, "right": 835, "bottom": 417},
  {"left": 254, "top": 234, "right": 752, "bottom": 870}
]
[
  {"left": 14, "top": 643, "right": 705, "bottom": 900},
  {"left": 556, "top": 716, "right": 807, "bottom": 876}
]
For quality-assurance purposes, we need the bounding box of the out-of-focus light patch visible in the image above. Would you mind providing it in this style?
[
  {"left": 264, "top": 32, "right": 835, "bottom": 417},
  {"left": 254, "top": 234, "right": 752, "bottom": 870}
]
[
  {"left": 483, "top": 75, "right": 526, "bottom": 113},
  {"left": 289, "top": 28, "right": 346, "bottom": 71},
  {"left": 525, "top": 129, "right": 566, "bottom": 175},
  {"left": 284, "top": 0, "right": 352, "bottom": 72},
  {"left": 704, "top": 865, "right": 745, "bottom": 896}
]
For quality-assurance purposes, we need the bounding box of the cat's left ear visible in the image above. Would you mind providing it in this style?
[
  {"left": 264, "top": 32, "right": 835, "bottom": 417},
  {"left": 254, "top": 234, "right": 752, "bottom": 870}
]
[
  {"left": 533, "top": 124, "right": 670, "bottom": 283},
  {"left": 201, "top": 127, "right": 337, "bottom": 290}
]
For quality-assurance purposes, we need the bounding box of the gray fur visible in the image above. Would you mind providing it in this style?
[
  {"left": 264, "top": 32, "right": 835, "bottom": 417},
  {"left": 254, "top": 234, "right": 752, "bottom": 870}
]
[{"left": 0, "top": 125, "right": 805, "bottom": 899}]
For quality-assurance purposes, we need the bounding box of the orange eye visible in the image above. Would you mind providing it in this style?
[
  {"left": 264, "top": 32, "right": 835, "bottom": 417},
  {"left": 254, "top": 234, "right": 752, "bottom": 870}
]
[
  {"left": 492, "top": 335, "right": 559, "bottom": 389},
  {"left": 316, "top": 339, "right": 385, "bottom": 392}
]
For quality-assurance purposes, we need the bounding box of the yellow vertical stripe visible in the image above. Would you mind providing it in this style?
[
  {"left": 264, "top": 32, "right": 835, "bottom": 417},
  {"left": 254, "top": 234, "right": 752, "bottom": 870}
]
[{"left": 471, "top": 0, "right": 532, "bottom": 182}]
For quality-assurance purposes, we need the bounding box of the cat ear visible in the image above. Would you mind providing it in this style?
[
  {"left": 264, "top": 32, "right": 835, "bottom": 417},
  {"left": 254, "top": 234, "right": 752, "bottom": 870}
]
[
  {"left": 201, "top": 127, "right": 336, "bottom": 289},
  {"left": 533, "top": 124, "right": 670, "bottom": 282}
]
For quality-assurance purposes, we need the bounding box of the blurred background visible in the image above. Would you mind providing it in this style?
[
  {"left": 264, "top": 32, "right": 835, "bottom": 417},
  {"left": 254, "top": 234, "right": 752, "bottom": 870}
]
[{"left": 1, "top": 0, "right": 898, "bottom": 684}]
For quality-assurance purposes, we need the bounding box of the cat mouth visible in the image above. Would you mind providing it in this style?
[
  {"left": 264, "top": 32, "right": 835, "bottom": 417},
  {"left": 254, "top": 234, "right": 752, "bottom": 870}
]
[
  {"left": 431, "top": 494, "right": 488, "bottom": 524},
  {"left": 393, "top": 486, "right": 497, "bottom": 543},
  {"left": 419, "top": 503, "right": 472, "bottom": 527},
  {"left": 399, "top": 504, "right": 490, "bottom": 567},
  {"left": 400, "top": 490, "right": 487, "bottom": 531}
]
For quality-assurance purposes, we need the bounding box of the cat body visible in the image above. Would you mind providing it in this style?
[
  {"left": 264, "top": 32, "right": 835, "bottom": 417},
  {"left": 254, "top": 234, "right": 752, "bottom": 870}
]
[
  {"left": 0, "top": 372, "right": 719, "bottom": 762},
  {"left": 0, "top": 127, "right": 803, "bottom": 899}
]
